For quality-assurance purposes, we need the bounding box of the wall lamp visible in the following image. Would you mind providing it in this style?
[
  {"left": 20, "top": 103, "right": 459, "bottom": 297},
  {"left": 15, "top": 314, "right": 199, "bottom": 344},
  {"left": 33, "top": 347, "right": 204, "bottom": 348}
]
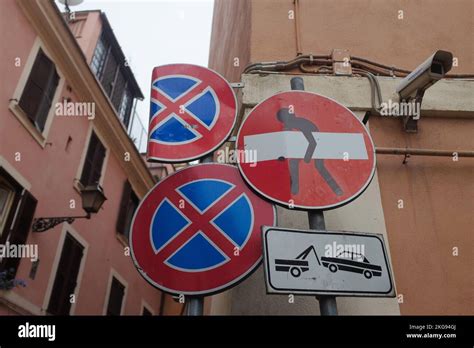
[{"left": 32, "top": 184, "right": 107, "bottom": 233}]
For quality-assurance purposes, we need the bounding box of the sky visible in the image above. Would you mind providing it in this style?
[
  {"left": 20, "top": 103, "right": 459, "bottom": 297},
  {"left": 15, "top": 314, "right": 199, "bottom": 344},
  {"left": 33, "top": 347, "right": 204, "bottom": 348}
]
[{"left": 55, "top": 0, "right": 215, "bottom": 150}]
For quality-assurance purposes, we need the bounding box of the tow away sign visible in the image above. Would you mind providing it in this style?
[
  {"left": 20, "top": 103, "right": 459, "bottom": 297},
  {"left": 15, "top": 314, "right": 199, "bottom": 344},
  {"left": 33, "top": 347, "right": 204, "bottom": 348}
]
[{"left": 262, "top": 226, "right": 395, "bottom": 297}]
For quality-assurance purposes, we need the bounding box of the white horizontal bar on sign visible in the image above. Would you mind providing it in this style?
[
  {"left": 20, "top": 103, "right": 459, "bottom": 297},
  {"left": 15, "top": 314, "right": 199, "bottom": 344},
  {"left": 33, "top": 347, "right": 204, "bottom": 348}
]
[{"left": 243, "top": 131, "right": 368, "bottom": 162}]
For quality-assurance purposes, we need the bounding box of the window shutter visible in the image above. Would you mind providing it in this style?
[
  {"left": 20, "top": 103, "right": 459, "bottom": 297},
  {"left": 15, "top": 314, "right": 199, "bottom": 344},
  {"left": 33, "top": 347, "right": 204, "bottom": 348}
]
[
  {"left": 107, "top": 277, "right": 125, "bottom": 315},
  {"left": 47, "top": 234, "right": 84, "bottom": 315},
  {"left": 47, "top": 236, "right": 72, "bottom": 315},
  {"left": 111, "top": 71, "right": 126, "bottom": 111},
  {"left": 36, "top": 68, "right": 59, "bottom": 132},
  {"left": 124, "top": 191, "right": 139, "bottom": 240},
  {"left": 89, "top": 139, "right": 106, "bottom": 186},
  {"left": 19, "top": 81, "right": 42, "bottom": 123},
  {"left": 116, "top": 180, "right": 131, "bottom": 235},
  {"left": 19, "top": 51, "right": 49, "bottom": 123},
  {"left": 80, "top": 132, "right": 106, "bottom": 186},
  {"left": 101, "top": 50, "right": 118, "bottom": 97},
  {"left": 80, "top": 132, "right": 97, "bottom": 185},
  {"left": 121, "top": 89, "right": 134, "bottom": 129},
  {"left": 19, "top": 50, "right": 58, "bottom": 132},
  {"left": 1, "top": 190, "right": 37, "bottom": 277},
  {"left": 91, "top": 34, "right": 110, "bottom": 79}
]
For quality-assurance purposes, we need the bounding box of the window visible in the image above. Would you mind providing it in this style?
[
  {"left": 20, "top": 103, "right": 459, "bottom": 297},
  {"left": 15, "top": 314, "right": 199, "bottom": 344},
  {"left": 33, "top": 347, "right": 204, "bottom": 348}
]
[
  {"left": 118, "top": 89, "right": 132, "bottom": 128},
  {"left": 111, "top": 70, "right": 126, "bottom": 110},
  {"left": 151, "top": 166, "right": 170, "bottom": 182},
  {"left": 100, "top": 48, "right": 118, "bottom": 97},
  {"left": 0, "top": 168, "right": 37, "bottom": 278},
  {"left": 90, "top": 34, "right": 109, "bottom": 79},
  {"left": 47, "top": 233, "right": 84, "bottom": 315},
  {"left": 157, "top": 166, "right": 169, "bottom": 181},
  {"left": 90, "top": 31, "right": 134, "bottom": 129},
  {"left": 106, "top": 276, "right": 125, "bottom": 315},
  {"left": 80, "top": 131, "right": 106, "bottom": 187},
  {"left": 18, "top": 49, "right": 59, "bottom": 132},
  {"left": 0, "top": 179, "right": 15, "bottom": 238},
  {"left": 116, "top": 180, "right": 139, "bottom": 240}
]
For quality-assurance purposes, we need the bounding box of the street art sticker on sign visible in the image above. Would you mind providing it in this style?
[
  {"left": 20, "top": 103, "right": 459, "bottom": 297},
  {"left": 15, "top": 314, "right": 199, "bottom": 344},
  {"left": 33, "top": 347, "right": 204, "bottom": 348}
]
[
  {"left": 130, "top": 164, "right": 276, "bottom": 296},
  {"left": 262, "top": 226, "right": 395, "bottom": 297},
  {"left": 236, "top": 91, "right": 376, "bottom": 210},
  {"left": 147, "top": 64, "right": 237, "bottom": 162}
]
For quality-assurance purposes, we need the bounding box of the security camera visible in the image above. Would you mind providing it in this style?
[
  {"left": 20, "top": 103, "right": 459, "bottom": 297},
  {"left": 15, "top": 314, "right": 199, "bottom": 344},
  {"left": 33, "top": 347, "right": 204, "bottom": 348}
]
[
  {"left": 395, "top": 50, "right": 453, "bottom": 132},
  {"left": 396, "top": 50, "right": 453, "bottom": 101}
]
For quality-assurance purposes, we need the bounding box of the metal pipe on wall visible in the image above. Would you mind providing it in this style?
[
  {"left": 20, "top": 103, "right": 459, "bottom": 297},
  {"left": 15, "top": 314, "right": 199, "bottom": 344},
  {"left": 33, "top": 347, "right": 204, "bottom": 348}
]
[
  {"left": 375, "top": 147, "right": 474, "bottom": 158},
  {"left": 294, "top": 0, "right": 303, "bottom": 56}
]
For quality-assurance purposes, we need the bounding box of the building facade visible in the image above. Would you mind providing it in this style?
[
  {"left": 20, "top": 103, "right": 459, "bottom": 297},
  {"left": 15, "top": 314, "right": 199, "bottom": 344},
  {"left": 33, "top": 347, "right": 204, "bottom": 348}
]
[
  {"left": 0, "top": 0, "right": 182, "bottom": 316},
  {"left": 207, "top": 0, "right": 473, "bottom": 315}
]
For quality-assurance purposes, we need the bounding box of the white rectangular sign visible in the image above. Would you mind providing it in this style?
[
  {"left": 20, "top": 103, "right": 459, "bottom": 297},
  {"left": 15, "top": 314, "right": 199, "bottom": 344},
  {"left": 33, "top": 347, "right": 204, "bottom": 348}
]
[
  {"left": 262, "top": 226, "right": 395, "bottom": 297},
  {"left": 244, "top": 131, "right": 368, "bottom": 162}
]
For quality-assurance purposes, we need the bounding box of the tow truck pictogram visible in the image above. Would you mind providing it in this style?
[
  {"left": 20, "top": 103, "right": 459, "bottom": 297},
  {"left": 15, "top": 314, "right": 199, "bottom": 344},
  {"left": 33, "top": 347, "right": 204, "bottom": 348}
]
[
  {"left": 274, "top": 246, "right": 321, "bottom": 278},
  {"left": 274, "top": 246, "right": 383, "bottom": 279}
]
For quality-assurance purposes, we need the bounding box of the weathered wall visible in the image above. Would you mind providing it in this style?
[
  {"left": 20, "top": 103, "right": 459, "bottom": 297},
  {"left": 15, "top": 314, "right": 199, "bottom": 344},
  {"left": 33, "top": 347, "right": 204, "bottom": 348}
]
[
  {"left": 0, "top": 1, "right": 166, "bottom": 315},
  {"left": 208, "top": 0, "right": 474, "bottom": 315},
  {"left": 250, "top": 0, "right": 474, "bottom": 73},
  {"left": 370, "top": 116, "right": 474, "bottom": 314},
  {"left": 208, "top": 0, "right": 251, "bottom": 82}
]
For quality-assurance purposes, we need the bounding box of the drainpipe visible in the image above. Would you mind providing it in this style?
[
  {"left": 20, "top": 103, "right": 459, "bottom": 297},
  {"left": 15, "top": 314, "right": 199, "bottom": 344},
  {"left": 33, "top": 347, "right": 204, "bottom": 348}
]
[
  {"left": 158, "top": 292, "right": 166, "bottom": 316},
  {"left": 376, "top": 147, "right": 474, "bottom": 158},
  {"left": 294, "top": 0, "right": 303, "bottom": 56}
]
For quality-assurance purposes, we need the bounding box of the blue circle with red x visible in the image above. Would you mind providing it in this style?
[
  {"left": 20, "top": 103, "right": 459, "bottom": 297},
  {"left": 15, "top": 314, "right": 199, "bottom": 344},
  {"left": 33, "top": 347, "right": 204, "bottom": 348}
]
[{"left": 147, "top": 64, "right": 237, "bottom": 162}]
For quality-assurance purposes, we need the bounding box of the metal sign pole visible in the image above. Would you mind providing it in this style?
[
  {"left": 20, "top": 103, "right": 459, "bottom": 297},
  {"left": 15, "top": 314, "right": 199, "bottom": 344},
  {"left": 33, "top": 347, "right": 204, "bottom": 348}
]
[
  {"left": 185, "top": 296, "right": 204, "bottom": 315},
  {"left": 185, "top": 152, "right": 214, "bottom": 316},
  {"left": 200, "top": 154, "right": 214, "bottom": 163},
  {"left": 290, "top": 77, "right": 338, "bottom": 316},
  {"left": 308, "top": 210, "right": 338, "bottom": 315}
]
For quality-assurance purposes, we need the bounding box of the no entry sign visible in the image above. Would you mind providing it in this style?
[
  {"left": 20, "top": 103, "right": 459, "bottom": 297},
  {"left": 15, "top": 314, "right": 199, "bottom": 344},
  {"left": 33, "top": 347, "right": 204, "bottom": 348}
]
[
  {"left": 130, "top": 163, "right": 276, "bottom": 295},
  {"left": 147, "top": 64, "right": 237, "bottom": 162},
  {"left": 236, "top": 91, "right": 376, "bottom": 210}
]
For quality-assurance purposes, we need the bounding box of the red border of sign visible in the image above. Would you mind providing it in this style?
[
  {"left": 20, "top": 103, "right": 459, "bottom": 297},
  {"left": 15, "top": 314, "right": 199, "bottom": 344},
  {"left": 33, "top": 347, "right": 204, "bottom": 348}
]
[
  {"left": 236, "top": 91, "right": 376, "bottom": 210},
  {"left": 146, "top": 64, "right": 237, "bottom": 163},
  {"left": 130, "top": 163, "right": 277, "bottom": 296}
]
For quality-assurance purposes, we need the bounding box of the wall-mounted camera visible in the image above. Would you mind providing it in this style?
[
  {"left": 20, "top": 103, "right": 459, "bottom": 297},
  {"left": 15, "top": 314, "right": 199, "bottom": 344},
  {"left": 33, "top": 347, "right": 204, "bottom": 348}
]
[{"left": 396, "top": 50, "right": 453, "bottom": 132}]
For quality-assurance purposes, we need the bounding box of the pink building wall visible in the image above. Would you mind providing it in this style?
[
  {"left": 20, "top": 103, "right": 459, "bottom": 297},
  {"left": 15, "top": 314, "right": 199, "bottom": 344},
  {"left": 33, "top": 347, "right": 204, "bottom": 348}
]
[{"left": 0, "top": 1, "right": 165, "bottom": 315}]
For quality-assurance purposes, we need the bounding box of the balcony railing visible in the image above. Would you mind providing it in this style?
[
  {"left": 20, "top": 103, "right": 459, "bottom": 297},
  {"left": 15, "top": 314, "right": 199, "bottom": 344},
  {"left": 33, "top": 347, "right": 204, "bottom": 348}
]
[{"left": 127, "top": 109, "right": 147, "bottom": 153}]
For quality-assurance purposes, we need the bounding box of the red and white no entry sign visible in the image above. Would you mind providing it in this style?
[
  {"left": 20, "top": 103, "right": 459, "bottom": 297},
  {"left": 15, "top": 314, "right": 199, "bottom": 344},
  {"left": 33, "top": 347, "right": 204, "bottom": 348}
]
[{"left": 236, "top": 91, "right": 376, "bottom": 210}]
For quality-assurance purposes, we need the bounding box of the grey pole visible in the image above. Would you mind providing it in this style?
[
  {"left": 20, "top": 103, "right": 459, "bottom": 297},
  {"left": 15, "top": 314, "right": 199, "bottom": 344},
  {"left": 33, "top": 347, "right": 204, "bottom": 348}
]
[
  {"left": 290, "top": 76, "right": 305, "bottom": 91},
  {"left": 200, "top": 154, "right": 214, "bottom": 163},
  {"left": 290, "top": 77, "right": 338, "bottom": 316},
  {"left": 185, "top": 297, "right": 204, "bottom": 316},
  {"left": 185, "top": 152, "right": 214, "bottom": 316},
  {"left": 308, "top": 210, "right": 338, "bottom": 315}
]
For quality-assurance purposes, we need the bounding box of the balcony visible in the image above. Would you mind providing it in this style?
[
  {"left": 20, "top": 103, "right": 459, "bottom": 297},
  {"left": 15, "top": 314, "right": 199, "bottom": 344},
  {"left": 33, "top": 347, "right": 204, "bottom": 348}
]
[{"left": 127, "top": 108, "right": 147, "bottom": 153}]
